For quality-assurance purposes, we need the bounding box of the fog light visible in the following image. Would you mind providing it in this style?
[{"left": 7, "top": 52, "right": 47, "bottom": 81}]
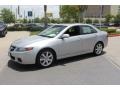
[{"left": 18, "top": 58, "right": 22, "bottom": 62}]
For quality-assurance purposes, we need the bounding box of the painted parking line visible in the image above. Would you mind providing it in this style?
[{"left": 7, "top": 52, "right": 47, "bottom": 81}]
[{"left": 104, "top": 53, "right": 120, "bottom": 70}]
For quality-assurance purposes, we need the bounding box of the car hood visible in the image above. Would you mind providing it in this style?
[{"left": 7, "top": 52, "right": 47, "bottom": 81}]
[{"left": 12, "top": 35, "right": 50, "bottom": 47}]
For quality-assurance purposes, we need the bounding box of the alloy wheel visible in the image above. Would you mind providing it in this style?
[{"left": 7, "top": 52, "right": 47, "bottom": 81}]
[
  {"left": 39, "top": 51, "right": 54, "bottom": 67},
  {"left": 94, "top": 43, "right": 103, "bottom": 55}
]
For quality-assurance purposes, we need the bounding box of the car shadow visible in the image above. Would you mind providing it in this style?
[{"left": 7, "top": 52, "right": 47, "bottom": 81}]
[
  {"left": 8, "top": 52, "right": 106, "bottom": 72},
  {"left": 0, "top": 36, "right": 5, "bottom": 38}
]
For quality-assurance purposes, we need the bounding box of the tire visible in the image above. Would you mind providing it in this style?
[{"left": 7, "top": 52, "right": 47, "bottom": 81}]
[
  {"left": 93, "top": 42, "right": 103, "bottom": 56},
  {"left": 1, "top": 31, "right": 5, "bottom": 37},
  {"left": 36, "top": 49, "right": 56, "bottom": 67}
]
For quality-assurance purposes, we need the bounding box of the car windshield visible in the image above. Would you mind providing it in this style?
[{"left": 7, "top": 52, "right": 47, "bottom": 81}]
[{"left": 38, "top": 25, "right": 67, "bottom": 38}]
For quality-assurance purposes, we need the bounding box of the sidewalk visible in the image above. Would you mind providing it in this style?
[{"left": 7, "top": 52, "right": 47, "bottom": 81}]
[{"left": 105, "top": 36, "right": 120, "bottom": 68}]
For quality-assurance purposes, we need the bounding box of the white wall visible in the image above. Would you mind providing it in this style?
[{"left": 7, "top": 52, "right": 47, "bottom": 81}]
[{"left": 111, "top": 5, "right": 120, "bottom": 16}]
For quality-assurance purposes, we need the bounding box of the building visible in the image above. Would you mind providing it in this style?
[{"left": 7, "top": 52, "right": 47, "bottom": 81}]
[{"left": 84, "top": 5, "right": 120, "bottom": 20}]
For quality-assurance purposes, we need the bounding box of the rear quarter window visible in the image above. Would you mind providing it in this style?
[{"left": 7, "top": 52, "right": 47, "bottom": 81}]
[{"left": 80, "top": 26, "right": 97, "bottom": 34}]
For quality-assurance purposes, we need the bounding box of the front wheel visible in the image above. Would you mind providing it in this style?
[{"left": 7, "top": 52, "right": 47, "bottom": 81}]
[
  {"left": 93, "top": 42, "right": 103, "bottom": 55},
  {"left": 1, "top": 31, "right": 6, "bottom": 37},
  {"left": 36, "top": 49, "right": 56, "bottom": 67}
]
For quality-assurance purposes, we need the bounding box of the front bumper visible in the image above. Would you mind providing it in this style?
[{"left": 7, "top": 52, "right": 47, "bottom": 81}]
[
  {"left": 0, "top": 31, "right": 3, "bottom": 35},
  {"left": 0, "top": 29, "right": 7, "bottom": 36},
  {"left": 8, "top": 50, "right": 36, "bottom": 64}
]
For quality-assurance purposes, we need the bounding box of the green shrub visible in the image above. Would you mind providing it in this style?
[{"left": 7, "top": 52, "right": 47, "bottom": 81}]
[
  {"left": 100, "top": 28, "right": 116, "bottom": 33},
  {"left": 85, "top": 19, "right": 92, "bottom": 24},
  {"left": 107, "top": 29, "right": 116, "bottom": 33},
  {"left": 93, "top": 19, "right": 99, "bottom": 24}
]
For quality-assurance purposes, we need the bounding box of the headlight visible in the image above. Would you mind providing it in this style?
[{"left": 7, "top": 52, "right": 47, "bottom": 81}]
[{"left": 16, "top": 47, "right": 33, "bottom": 52}]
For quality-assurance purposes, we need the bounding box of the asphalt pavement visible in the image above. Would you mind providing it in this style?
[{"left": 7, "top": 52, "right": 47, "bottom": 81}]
[
  {"left": 0, "top": 31, "right": 29, "bottom": 71},
  {"left": 0, "top": 32, "right": 120, "bottom": 85},
  {"left": 0, "top": 53, "right": 120, "bottom": 84}
]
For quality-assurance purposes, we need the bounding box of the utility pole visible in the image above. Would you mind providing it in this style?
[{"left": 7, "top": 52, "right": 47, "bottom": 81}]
[
  {"left": 99, "top": 5, "right": 103, "bottom": 29},
  {"left": 33, "top": 12, "right": 35, "bottom": 23},
  {"left": 15, "top": 8, "right": 17, "bottom": 23},
  {"left": 24, "top": 10, "right": 25, "bottom": 19},
  {"left": 18, "top": 5, "right": 20, "bottom": 20},
  {"left": 24, "top": 10, "right": 26, "bottom": 23},
  {"left": 44, "top": 5, "right": 47, "bottom": 28}
]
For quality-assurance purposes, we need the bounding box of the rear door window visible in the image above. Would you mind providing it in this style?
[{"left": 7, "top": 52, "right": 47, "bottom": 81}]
[{"left": 80, "top": 25, "right": 97, "bottom": 35}]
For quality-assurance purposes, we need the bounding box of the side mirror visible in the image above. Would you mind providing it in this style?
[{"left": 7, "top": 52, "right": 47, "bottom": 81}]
[{"left": 61, "top": 34, "right": 70, "bottom": 39}]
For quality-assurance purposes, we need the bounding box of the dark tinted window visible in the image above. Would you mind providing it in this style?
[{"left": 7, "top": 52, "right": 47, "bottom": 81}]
[
  {"left": 80, "top": 26, "right": 97, "bottom": 34},
  {"left": 65, "top": 26, "right": 80, "bottom": 37}
]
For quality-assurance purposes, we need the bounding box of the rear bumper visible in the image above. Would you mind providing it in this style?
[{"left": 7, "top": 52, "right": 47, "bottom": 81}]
[{"left": 104, "top": 37, "right": 108, "bottom": 48}]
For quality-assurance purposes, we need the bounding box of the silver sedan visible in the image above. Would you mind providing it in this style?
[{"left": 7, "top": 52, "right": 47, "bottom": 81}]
[{"left": 8, "top": 24, "right": 108, "bottom": 67}]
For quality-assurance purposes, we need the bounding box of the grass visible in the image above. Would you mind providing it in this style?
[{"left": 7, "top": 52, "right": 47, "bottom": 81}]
[{"left": 99, "top": 27, "right": 108, "bottom": 31}]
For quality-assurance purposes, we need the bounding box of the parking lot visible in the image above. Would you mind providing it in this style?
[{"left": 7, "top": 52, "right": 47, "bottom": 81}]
[
  {"left": 0, "top": 31, "right": 30, "bottom": 70},
  {"left": 0, "top": 31, "right": 120, "bottom": 84}
]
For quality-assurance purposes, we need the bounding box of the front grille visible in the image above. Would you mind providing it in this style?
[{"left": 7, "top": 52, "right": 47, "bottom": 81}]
[{"left": 10, "top": 46, "right": 16, "bottom": 51}]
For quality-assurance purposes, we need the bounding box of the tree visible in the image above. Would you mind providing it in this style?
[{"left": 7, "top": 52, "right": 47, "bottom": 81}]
[
  {"left": 23, "top": 19, "right": 27, "bottom": 23},
  {"left": 60, "top": 5, "right": 78, "bottom": 23},
  {"left": 105, "top": 14, "right": 113, "bottom": 23},
  {"left": 40, "top": 17, "right": 50, "bottom": 23},
  {"left": 114, "top": 14, "right": 120, "bottom": 26},
  {"left": 93, "top": 19, "right": 99, "bottom": 24},
  {"left": 28, "top": 19, "right": 32, "bottom": 23},
  {"left": 1, "top": 8, "right": 15, "bottom": 23},
  {"left": 50, "top": 18, "right": 61, "bottom": 23},
  {"left": 0, "top": 16, "right": 2, "bottom": 20},
  {"left": 18, "top": 18, "right": 28, "bottom": 23},
  {"left": 50, "top": 19, "right": 56, "bottom": 23},
  {"left": 71, "top": 5, "right": 88, "bottom": 23},
  {"left": 60, "top": 5, "right": 88, "bottom": 23}
]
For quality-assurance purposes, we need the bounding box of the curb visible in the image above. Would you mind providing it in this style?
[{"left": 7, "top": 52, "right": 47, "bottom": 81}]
[{"left": 108, "top": 34, "right": 120, "bottom": 37}]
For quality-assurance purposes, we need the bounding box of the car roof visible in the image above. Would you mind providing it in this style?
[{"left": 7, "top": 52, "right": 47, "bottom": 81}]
[{"left": 52, "top": 23, "right": 93, "bottom": 27}]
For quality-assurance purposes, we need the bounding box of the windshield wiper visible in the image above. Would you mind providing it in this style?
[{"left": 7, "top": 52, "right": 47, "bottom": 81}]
[{"left": 38, "top": 35, "right": 53, "bottom": 38}]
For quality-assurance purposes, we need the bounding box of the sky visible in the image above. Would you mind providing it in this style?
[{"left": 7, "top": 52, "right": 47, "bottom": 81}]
[{"left": 0, "top": 5, "right": 60, "bottom": 19}]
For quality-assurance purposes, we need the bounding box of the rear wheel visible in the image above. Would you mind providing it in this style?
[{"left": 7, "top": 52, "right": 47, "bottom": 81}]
[
  {"left": 36, "top": 49, "right": 56, "bottom": 67},
  {"left": 93, "top": 42, "right": 103, "bottom": 55}
]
